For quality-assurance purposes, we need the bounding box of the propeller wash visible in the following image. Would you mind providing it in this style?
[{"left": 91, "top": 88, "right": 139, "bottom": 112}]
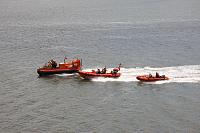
[{"left": 83, "top": 65, "right": 200, "bottom": 84}]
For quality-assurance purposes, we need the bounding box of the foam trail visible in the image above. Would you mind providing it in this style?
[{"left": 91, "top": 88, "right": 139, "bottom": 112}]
[
  {"left": 83, "top": 65, "right": 200, "bottom": 84},
  {"left": 56, "top": 73, "right": 75, "bottom": 77}
]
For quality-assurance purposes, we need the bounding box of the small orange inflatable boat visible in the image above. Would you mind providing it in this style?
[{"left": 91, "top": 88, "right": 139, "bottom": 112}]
[
  {"left": 37, "top": 58, "right": 82, "bottom": 76},
  {"left": 79, "top": 64, "right": 121, "bottom": 79},
  {"left": 79, "top": 71, "right": 121, "bottom": 79},
  {"left": 136, "top": 75, "right": 169, "bottom": 82}
]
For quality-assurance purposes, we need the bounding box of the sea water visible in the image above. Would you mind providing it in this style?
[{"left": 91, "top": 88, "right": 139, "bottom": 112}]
[{"left": 0, "top": 0, "right": 200, "bottom": 132}]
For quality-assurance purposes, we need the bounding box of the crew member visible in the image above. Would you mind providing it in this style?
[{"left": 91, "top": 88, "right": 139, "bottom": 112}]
[
  {"left": 156, "top": 72, "right": 160, "bottom": 78},
  {"left": 97, "top": 69, "right": 101, "bottom": 74},
  {"left": 101, "top": 67, "right": 106, "bottom": 74},
  {"left": 112, "top": 68, "right": 119, "bottom": 74},
  {"left": 51, "top": 59, "right": 57, "bottom": 68}
]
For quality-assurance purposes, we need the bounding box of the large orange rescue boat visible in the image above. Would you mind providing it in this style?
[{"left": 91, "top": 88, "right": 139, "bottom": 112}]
[
  {"left": 136, "top": 74, "right": 169, "bottom": 82},
  {"left": 37, "top": 58, "right": 82, "bottom": 76},
  {"left": 79, "top": 64, "right": 121, "bottom": 79}
]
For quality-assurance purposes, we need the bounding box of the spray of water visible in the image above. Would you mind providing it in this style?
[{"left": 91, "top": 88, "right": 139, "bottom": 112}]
[{"left": 81, "top": 65, "right": 200, "bottom": 84}]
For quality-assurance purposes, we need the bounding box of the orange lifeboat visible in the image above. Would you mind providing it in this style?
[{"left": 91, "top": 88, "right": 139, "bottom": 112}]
[
  {"left": 79, "top": 64, "right": 121, "bottom": 79},
  {"left": 136, "top": 75, "right": 169, "bottom": 82},
  {"left": 37, "top": 58, "right": 82, "bottom": 76},
  {"left": 79, "top": 71, "right": 121, "bottom": 79}
]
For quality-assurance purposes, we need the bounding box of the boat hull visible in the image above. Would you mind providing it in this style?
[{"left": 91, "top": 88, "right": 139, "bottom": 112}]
[
  {"left": 79, "top": 71, "right": 121, "bottom": 79},
  {"left": 37, "top": 68, "right": 79, "bottom": 76},
  {"left": 136, "top": 75, "right": 169, "bottom": 82}
]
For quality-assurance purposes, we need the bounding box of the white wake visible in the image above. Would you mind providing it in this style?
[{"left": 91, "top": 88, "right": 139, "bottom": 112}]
[{"left": 82, "top": 65, "right": 200, "bottom": 84}]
